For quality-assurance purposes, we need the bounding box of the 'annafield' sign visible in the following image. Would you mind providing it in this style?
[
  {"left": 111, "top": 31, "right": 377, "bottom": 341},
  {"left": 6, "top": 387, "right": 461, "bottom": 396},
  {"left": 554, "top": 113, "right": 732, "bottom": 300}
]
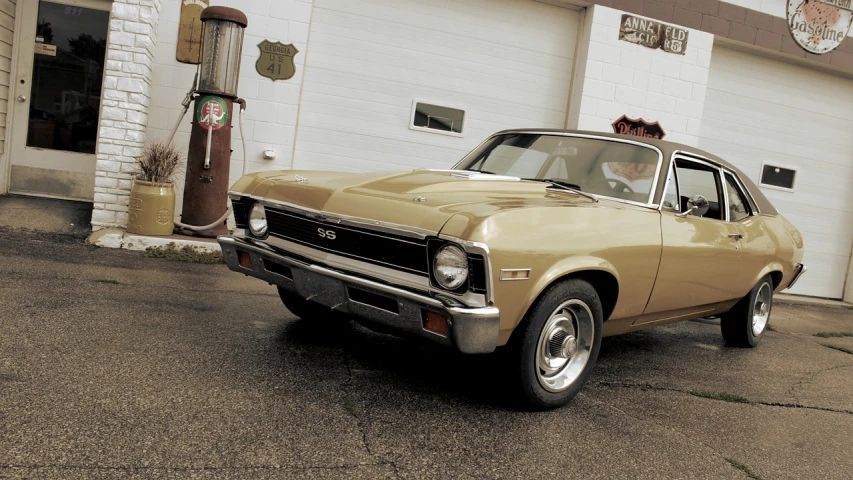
[{"left": 618, "top": 14, "right": 689, "bottom": 55}]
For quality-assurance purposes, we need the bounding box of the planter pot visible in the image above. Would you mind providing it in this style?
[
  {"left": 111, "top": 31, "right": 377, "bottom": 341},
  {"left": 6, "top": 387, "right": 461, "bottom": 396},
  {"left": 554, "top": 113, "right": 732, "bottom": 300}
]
[{"left": 127, "top": 180, "right": 176, "bottom": 236}]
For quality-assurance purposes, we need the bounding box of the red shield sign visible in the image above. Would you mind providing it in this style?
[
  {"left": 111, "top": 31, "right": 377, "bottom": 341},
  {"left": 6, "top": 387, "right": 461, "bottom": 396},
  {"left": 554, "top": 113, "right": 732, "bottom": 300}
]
[{"left": 611, "top": 114, "right": 665, "bottom": 140}]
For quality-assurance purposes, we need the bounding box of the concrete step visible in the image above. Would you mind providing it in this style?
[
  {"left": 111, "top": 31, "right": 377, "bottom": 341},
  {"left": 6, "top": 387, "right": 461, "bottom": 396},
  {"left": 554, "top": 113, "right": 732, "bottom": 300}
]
[{"left": 0, "top": 194, "right": 92, "bottom": 237}]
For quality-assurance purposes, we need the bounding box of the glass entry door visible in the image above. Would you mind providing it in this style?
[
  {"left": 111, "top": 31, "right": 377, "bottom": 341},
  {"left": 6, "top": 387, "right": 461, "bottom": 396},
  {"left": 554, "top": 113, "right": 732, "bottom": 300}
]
[{"left": 9, "top": 0, "right": 112, "bottom": 201}]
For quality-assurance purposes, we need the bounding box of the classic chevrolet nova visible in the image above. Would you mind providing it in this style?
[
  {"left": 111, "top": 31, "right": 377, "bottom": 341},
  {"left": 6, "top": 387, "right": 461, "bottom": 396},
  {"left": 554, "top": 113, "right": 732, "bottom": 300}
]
[{"left": 218, "top": 129, "right": 806, "bottom": 409}]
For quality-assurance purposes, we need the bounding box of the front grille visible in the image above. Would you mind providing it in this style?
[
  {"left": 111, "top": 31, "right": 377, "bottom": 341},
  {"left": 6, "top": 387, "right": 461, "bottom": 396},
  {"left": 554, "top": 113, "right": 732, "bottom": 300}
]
[
  {"left": 468, "top": 255, "right": 488, "bottom": 294},
  {"left": 265, "top": 207, "right": 429, "bottom": 275},
  {"left": 232, "top": 198, "right": 248, "bottom": 228}
]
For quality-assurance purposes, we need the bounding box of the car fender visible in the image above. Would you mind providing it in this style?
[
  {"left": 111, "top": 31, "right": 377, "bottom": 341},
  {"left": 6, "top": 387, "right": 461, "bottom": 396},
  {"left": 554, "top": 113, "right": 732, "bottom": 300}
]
[
  {"left": 754, "top": 261, "right": 787, "bottom": 293},
  {"left": 511, "top": 256, "right": 620, "bottom": 330}
]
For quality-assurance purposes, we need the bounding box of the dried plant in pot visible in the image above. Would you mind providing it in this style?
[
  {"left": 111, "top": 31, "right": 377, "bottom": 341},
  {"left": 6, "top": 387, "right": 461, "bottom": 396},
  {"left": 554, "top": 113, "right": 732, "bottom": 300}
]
[{"left": 127, "top": 140, "right": 184, "bottom": 236}]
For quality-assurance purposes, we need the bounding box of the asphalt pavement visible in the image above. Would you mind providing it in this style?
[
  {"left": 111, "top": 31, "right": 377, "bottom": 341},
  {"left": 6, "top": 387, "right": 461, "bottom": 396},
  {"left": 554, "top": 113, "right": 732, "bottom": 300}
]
[{"left": 1, "top": 227, "right": 851, "bottom": 479}]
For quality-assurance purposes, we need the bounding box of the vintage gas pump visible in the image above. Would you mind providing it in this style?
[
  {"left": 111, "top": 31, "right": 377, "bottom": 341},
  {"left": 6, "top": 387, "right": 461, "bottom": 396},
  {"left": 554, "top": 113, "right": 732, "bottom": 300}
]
[{"left": 180, "top": 7, "right": 247, "bottom": 237}]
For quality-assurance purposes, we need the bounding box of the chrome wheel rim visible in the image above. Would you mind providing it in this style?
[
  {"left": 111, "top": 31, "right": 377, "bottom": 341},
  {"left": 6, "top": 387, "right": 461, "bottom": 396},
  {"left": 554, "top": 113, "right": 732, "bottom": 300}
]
[
  {"left": 752, "top": 282, "right": 772, "bottom": 336},
  {"left": 535, "top": 299, "right": 595, "bottom": 393}
]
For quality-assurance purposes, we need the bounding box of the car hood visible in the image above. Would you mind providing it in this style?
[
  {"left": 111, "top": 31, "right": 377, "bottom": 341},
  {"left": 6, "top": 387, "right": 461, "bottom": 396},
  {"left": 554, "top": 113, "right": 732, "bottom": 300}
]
[{"left": 236, "top": 169, "right": 608, "bottom": 234}]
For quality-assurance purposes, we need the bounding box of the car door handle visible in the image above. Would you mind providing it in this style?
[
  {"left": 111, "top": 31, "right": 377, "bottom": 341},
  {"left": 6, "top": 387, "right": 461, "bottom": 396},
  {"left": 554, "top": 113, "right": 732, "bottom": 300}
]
[{"left": 728, "top": 233, "right": 744, "bottom": 241}]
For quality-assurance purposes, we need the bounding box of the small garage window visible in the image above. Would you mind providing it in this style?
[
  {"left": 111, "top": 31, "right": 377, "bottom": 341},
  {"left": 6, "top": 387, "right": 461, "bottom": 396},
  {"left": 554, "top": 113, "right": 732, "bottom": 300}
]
[
  {"left": 410, "top": 101, "right": 465, "bottom": 136},
  {"left": 760, "top": 164, "right": 796, "bottom": 190}
]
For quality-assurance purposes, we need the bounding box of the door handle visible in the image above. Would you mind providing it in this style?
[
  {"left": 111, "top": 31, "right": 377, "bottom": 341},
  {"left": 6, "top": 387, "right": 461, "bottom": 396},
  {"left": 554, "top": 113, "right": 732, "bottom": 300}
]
[
  {"left": 728, "top": 233, "right": 744, "bottom": 241},
  {"left": 17, "top": 95, "right": 26, "bottom": 102}
]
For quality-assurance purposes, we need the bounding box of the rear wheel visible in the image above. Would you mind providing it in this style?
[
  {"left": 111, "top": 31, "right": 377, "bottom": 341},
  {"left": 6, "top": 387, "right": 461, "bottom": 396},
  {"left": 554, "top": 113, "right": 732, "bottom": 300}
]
[
  {"left": 507, "top": 279, "right": 603, "bottom": 410},
  {"left": 277, "top": 287, "right": 349, "bottom": 323},
  {"left": 720, "top": 275, "right": 773, "bottom": 348}
]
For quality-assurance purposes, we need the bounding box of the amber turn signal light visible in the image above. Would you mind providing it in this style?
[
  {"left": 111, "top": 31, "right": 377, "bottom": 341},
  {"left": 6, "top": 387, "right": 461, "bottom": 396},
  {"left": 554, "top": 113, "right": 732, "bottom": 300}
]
[
  {"left": 237, "top": 251, "right": 253, "bottom": 269},
  {"left": 422, "top": 310, "right": 449, "bottom": 337}
]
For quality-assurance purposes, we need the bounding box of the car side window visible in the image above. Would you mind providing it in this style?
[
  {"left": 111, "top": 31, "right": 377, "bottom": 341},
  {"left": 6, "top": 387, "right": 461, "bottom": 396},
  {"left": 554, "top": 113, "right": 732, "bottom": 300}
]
[
  {"left": 673, "top": 159, "right": 723, "bottom": 220},
  {"left": 725, "top": 173, "right": 752, "bottom": 222}
]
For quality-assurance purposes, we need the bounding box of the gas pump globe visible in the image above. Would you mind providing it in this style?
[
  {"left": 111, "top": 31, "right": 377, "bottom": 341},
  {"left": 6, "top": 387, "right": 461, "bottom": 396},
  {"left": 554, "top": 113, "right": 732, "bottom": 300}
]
[
  {"left": 181, "top": 7, "right": 248, "bottom": 237},
  {"left": 198, "top": 9, "right": 245, "bottom": 96}
]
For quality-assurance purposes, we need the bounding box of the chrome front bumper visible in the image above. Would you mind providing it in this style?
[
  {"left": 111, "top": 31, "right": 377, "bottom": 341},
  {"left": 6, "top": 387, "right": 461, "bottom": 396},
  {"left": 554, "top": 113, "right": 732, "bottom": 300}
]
[{"left": 218, "top": 236, "right": 501, "bottom": 354}]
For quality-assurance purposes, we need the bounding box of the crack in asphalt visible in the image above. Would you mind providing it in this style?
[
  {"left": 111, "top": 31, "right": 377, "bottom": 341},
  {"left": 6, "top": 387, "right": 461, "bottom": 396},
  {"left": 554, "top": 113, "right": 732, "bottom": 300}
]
[
  {"left": 341, "top": 352, "right": 403, "bottom": 480},
  {"left": 587, "top": 395, "right": 743, "bottom": 477},
  {"left": 785, "top": 362, "right": 853, "bottom": 411},
  {"left": 593, "top": 380, "right": 853, "bottom": 415},
  {"left": 0, "top": 462, "right": 385, "bottom": 473}
]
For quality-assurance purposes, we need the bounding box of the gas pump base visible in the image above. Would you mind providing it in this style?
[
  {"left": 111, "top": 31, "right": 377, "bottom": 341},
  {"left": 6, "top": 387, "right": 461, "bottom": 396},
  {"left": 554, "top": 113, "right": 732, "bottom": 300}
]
[{"left": 180, "top": 95, "right": 234, "bottom": 238}]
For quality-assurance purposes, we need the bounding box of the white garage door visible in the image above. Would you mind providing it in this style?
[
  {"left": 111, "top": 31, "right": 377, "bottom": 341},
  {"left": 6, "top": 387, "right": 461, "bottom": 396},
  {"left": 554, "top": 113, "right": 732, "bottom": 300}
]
[
  {"left": 699, "top": 47, "right": 853, "bottom": 299},
  {"left": 294, "top": 0, "right": 581, "bottom": 172}
]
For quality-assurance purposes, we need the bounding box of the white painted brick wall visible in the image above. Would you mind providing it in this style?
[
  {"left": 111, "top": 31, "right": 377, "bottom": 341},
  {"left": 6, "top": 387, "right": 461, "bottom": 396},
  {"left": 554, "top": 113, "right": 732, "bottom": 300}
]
[
  {"left": 92, "top": 0, "right": 162, "bottom": 229},
  {"left": 573, "top": 6, "right": 714, "bottom": 147},
  {"left": 146, "top": 0, "right": 314, "bottom": 221}
]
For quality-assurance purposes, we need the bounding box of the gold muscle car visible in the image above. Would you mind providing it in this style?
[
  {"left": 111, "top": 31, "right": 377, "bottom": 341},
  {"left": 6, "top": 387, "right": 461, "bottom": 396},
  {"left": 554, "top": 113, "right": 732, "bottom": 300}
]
[{"left": 218, "top": 129, "right": 806, "bottom": 410}]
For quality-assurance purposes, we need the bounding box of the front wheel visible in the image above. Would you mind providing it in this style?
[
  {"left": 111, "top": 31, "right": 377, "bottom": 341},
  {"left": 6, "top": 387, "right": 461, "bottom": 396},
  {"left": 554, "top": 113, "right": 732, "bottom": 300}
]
[
  {"left": 720, "top": 275, "right": 774, "bottom": 348},
  {"left": 507, "top": 279, "right": 603, "bottom": 410}
]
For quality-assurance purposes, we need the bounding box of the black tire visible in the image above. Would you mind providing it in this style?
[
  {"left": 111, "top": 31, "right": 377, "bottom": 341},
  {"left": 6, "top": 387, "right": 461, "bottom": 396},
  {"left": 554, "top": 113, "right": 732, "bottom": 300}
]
[
  {"left": 720, "top": 275, "right": 774, "bottom": 348},
  {"left": 277, "top": 287, "right": 349, "bottom": 323},
  {"left": 506, "top": 278, "right": 604, "bottom": 410}
]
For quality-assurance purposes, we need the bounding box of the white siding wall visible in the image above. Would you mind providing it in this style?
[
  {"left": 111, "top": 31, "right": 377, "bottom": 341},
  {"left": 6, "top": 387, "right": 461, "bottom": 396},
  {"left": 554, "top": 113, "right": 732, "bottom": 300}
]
[
  {"left": 699, "top": 47, "right": 853, "bottom": 298},
  {"left": 573, "top": 5, "right": 715, "bottom": 147},
  {"left": 0, "top": 0, "right": 14, "bottom": 156},
  {"left": 293, "top": 0, "right": 581, "bottom": 173}
]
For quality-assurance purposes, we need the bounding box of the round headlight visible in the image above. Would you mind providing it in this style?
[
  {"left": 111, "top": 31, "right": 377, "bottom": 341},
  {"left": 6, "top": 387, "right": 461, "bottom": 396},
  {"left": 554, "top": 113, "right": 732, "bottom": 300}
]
[
  {"left": 433, "top": 244, "right": 468, "bottom": 290},
  {"left": 248, "top": 203, "right": 268, "bottom": 237}
]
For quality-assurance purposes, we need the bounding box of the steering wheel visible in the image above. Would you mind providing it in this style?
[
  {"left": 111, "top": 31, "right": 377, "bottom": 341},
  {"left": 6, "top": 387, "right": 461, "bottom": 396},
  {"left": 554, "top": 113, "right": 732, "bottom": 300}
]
[{"left": 606, "top": 178, "right": 634, "bottom": 194}]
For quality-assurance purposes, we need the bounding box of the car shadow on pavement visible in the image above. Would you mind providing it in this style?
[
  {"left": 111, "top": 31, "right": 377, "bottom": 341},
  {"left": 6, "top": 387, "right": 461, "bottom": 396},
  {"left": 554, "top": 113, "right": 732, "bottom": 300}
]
[
  {"left": 270, "top": 314, "right": 687, "bottom": 410},
  {"left": 277, "top": 317, "right": 509, "bottom": 407}
]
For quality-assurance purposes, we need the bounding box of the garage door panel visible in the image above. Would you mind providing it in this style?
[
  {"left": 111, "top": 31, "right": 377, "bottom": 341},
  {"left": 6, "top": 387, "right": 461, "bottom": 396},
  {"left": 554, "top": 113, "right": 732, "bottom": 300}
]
[
  {"left": 300, "top": 85, "right": 566, "bottom": 137},
  {"left": 708, "top": 50, "right": 853, "bottom": 121},
  {"left": 700, "top": 47, "right": 853, "bottom": 298},
  {"left": 305, "top": 51, "right": 571, "bottom": 111},
  {"left": 297, "top": 127, "right": 465, "bottom": 172},
  {"left": 299, "top": 127, "right": 465, "bottom": 158},
  {"left": 701, "top": 108, "right": 850, "bottom": 153},
  {"left": 310, "top": 10, "right": 574, "bottom": 72},
  {"left": 300, "top": 138, "right": 457, "bottom": 169},
  {"left": 318, "top": 0, "right": 579, "bottom": 55},
  {"left": 701, "top": 111, "right": 849, "bottom": 149},
  {"left": 295, "top": 0, "right": 579, "bottom": 174},
  {"left": 699, "top": 125, "right": 853, "bottom": 172},
  {"left": 306, "top": 29, "right": 572, "bottom": 83},
  {"left": 303, "top": 69, "right": 568, "bottom": 121},
  {"left": 704, "top": 83, "right": 853, "bottom": 123}
]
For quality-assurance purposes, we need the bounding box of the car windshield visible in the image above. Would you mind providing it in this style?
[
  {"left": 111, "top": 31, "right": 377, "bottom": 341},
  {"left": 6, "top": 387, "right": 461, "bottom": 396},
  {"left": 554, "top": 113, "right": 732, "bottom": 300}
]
[{"left": 456, "top": 134, "right": 661, "bottom": 204}]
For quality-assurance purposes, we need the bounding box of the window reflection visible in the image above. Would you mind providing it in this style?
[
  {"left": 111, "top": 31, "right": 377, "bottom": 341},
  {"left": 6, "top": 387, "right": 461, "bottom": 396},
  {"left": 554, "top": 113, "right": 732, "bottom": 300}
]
[{"left": 27, "top": 1, "right": 109, "bottom": 154}]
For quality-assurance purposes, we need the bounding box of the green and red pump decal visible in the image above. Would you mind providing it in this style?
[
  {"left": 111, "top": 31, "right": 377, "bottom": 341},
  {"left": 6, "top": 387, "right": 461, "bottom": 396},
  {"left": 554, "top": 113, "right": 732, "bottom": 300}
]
[{"left": 197, "top": 95, "right": 229, "bottom": 130}]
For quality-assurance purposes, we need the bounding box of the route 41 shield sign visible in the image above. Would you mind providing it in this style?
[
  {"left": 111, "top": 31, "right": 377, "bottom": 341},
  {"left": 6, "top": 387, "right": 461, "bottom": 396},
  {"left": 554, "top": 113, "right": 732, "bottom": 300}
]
[{"left": 256, "top": 40, "right": 299, "bottom": 81}]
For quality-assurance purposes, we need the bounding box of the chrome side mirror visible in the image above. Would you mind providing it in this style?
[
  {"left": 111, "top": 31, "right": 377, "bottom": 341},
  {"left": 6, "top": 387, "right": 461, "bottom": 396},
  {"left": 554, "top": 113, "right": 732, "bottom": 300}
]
[{"left": 676, "top": 195, "right": 710, "bottom": 218}]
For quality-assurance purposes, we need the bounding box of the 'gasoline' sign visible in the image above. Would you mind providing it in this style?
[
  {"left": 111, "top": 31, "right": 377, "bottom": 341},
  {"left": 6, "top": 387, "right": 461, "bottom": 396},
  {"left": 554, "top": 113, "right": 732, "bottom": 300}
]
[{"left": 788, "top": 0, "right": 853, "bottom": 54}]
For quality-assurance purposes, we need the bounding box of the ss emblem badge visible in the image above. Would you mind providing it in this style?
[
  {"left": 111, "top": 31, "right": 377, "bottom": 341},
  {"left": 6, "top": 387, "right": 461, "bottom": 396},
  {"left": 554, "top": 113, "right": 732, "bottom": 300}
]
[{"left": 318, "top": 228, "right": 337, "bottom": 240}]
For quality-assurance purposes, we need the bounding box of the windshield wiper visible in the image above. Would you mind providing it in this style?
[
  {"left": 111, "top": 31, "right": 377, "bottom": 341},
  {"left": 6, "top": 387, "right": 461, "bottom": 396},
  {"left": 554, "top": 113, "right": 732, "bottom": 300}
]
[
  {"left": 462, "top": 168, "right": 497, "bottom": 175},
  {"left": 525, "top": 178, "right": 598, "bottom": 202}
]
